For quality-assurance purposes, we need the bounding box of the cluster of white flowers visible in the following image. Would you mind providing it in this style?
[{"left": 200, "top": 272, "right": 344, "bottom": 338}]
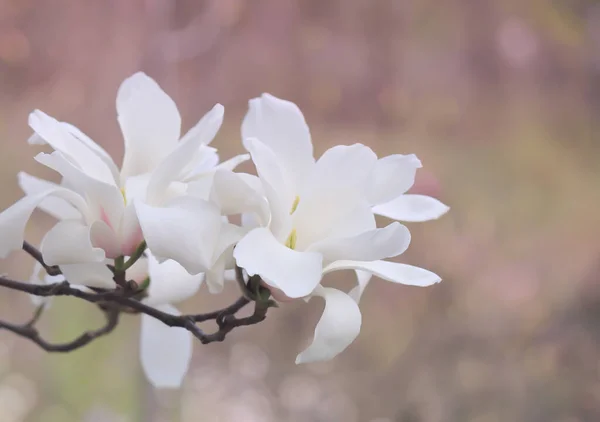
[{"left": 0, "top": 73, "right": 449, "bottom": 388}]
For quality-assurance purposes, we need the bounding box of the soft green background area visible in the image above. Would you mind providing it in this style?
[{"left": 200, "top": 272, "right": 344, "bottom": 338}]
[{"left": 0, "top": 0, "right": 599, "bottom": 421}]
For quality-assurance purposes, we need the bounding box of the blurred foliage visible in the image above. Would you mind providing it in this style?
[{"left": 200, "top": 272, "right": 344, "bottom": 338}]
[{"left": 0, "top": 0, "right": 599, "bottom": 421}]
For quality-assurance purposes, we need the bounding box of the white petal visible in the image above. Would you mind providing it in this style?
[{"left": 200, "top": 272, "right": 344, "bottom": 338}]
[
  {"left": 0, "top": 188, "right": 88, "bottom": 258},
  {"left": 323, "top": 260, "right": 441, "bottom": 287},
  {"left": 59, "top": 263, "right": 115, "bottom": 288},
  {"left": 17, "top": 172, "right": 81, "bottom": 220},
  {"left": 125, "top": 257, "right": 150, "bottom": 284},
  {"left": 367, "top": 154, "right": 422, "bottom": 205},
  {"left": 241, "top": 212, "right": 260, "bottom": 230},
  {"left": 179, "top": 104, "right": 224, "bottom": 147},
  {"left": 144, "top": 254, "right": 204, "bottom": 306},
  {"left": 326, "top": 201, "right": 376, "bottom": 238},
  {"left": 204, "top": 223, "right": 243, "bottom": 294},
  {"left": 308, "top": 222, "right": 411, "bottom": 264},
  {"left": 146, "top": 105, "right": 224, "bottom": 205},
  {"left": 214, "top": 154, "right": 250, "bottom": 172},
  {"left": 242, "top": 93, "right": 315, "bottom": 188},
  {"left": 140, "top": 304, "right": 192, "bottom": 389},
  {"left": 118, "top": 203, "right": 144, "bottom": 257},
  {"left": 135, "top": 197, "right": 222, "bottom": 275},
  {"left": 348, "top": 270, "right": 372, "bottom": 303},
  {"left": 205, "top": 256, "right": 226, "bottom": 294},
  {"left": 28, "top": 111, "right": 115, "bottom": 184},
  {"left": 35, "top": 151, "right": 123, "bottom": 228},
  {"left": 61, "top": 122, "right": 120, "bottom": 183},
  {"left": 181, "top": 147, "right": 219, "bottom": 181},
  {"left": 292, "top": 144, "right": 378, "bottom": 248},
  {"left": 40, "top": 220, "right": 105, "bottom": 265},
  {"left": 123, "top": 173, "right": 150, "bottom": 203},
  {"left": 118, "top": 72, "right": 181, "bottom": 179},
  {"left": 295, "top": 286, "right": 361, "bottom": 364},
  {"left": 89, "top": 220, "right": 122, "bottom": 260},
  {"left": 244, "top": 138, "right": 294, "bottom": 239},
  {"left": 302, "top": 143, "right": 377, "bottom": 197},
  {"left": 373, "top": 194, "right": 450, "bottom": 222},
  {"left": 210, "top": 170, "right": 268, "bottom": 222},
  {"left": 233, "top": 228, "right": 323, "bottom": 299}
]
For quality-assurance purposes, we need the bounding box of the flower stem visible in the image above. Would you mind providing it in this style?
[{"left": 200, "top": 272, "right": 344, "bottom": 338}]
[
  {"left": 123, "top": 241, "right": 147, "bottom": 271},
  {"left": 114, "top": 256, "right": 125, "bottom": 271}
]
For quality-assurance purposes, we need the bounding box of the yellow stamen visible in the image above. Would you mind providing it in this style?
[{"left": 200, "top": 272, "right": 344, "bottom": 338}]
[
  {"left": 120, "top": 187, "right": 127, "bottom": 204},
  {"left": 285, "top": 229, "right": 297, "bottom": 250},
  {"left": 290, "top": 195, "right": 300, "bottom": 215}
]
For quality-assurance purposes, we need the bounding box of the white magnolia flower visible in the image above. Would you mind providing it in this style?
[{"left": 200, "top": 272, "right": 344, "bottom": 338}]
[
  {"left": 130, "top": 254, "right": 203, "bottom": 389},
  {"left": 233, "top": 94, "right": 447, "bottom": 363},
  {"left": 0, "top": 72, "right": 242, "bottom": 287}
]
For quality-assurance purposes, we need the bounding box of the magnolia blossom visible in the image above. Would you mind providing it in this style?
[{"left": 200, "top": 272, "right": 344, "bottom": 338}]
[
  {"left": 0, "top": 73, "right": 448, "bottom": 379},
  {"left": 233, "top": 94, "right": 449, "bottom": 363},
  {"left": 0, "top": 72, "right": 243, "bottom": 287}
]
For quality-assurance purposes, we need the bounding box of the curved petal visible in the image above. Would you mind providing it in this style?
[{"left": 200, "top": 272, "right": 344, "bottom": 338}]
[
  {"left": 140, "top": 304, "right": 192, "bottom": 388},
  {"left": 326, "top": 201, "right": 376, "bottom": 238},
  {"left": 59, "top": 262, "right": 115, "bottom": 288},
  {"left": 179, "top": 103, "right": 224, "bottom": 146},
  {"left": 35, "top": 152, "right": 124, "bottom": 228},
  {"left": 89, "top": 220, "right": 122, "bottom": 260},
  {"left": 135, "top": 197, "right": 222, "bottom": 275},
  {"left": 62, "top": 122, "right": 120, "bottom": 183},
  {"left": 0, "top": 188, "right": 88, "bottom": 258},
  {"left": 28, "top": 110, "right": 116, "bottom": 185},
  {"left": 295, "top": 286, "right": 362, "bottom": 364},
  {"left": 18, "top": 172, "right": 81, "bottom": 220},
  {"left": 144, "top": 254, "right": 204, "bottom": 306},
  {"left": 233, "top": 228, "right": 323, "bottom": 299},
  {"left": 373, "top": 194, "right": 450, "bottom": 222},
  {"left": 214, "top": 153, "right": 250, "bottom": 172},
  {"left": 181, "top": 147, "right": 219, "bottom": 181},
  {"left": 118, "top": 203, "right": 143, "bottom": 257},
  {"left": 40, "top": 220, "right": 105, "bottom": 265},
  {"left": 205, "top": 255, "right": 226, "bottom": 294},
  {"left": 367, "top": 154, "right": 422, "bottom": 205},
  {"left": 125, "top": 257, "right": 149, "bottom": 284},
  {"left": 245, "top": 138, "right": 293, "bottom": 239},
  {"left": 146, "top": 104, "right": 224, "bottom": 205},
  {"left": 323, "top": 260, "right": 441, "bottom": 287},
  {"left": 242, "top": 93, "right": 315, "bottom": 188},
  {"left": 292, "top": 144, "right": 378, "bottom": 248},
  {"left": 301, "top": 143, "right": 377, "bottom": 198},
  {"left": 308, "top": 222, "right": 411, "bottom": 264},
  {"left": 118, "top": 72, "right": 181, "bottom": 179},
  {"left": 210, "top": 170, "right": 269, "bottom": 223},
  {"left": 348, "top": 270, "right": 372, "bottom": 303}
]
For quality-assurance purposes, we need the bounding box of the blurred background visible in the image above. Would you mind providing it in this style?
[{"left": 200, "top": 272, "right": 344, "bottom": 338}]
[{"left": 0, "top": 0, "right": 599, "bottom": 421}]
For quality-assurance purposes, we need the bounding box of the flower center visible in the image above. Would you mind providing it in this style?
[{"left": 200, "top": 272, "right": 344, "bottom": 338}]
[
  {"left": 120, "top": 187, "right": 127, "bottom": 204},
  {"left": 290, "top": 195, "right": 300, "bottom": 215},
  {"left": 285, "top": 196, "right": 300, "bottom": 249},
  {"left": 284, "top": 229, "right": 297, "bottom": 250}
]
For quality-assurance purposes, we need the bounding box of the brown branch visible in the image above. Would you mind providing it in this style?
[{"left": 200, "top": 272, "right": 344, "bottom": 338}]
[
  {"left": 0, "top": 244, "right": 274, "bottom": 352},
  {"left": 0, "top": 308, "right": 119, "bottom": 352},
  {"left": 0, "top": 276, "right": 271, "bottom": 347}
]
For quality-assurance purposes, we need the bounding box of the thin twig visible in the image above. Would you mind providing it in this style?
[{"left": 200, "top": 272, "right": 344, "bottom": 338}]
[
  {"left": 0, "top": 308, "right": 120, "bottom": 353},
  {"left": 22, "top": 241, "right": 61, "bottom": 276},
  {"left": 190, "top": 296, "right": 250, "bottom": 322}
]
